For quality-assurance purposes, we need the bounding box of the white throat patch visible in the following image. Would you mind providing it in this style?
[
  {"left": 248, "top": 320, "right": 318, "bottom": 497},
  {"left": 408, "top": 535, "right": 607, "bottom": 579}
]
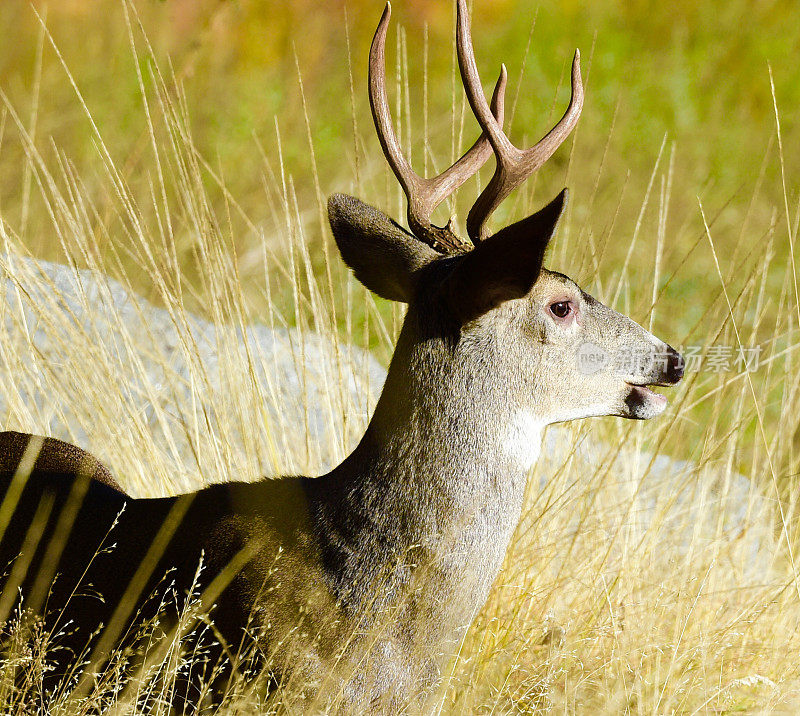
[{"left": 501, "top": 411, "right": 545, "bottom": 472}]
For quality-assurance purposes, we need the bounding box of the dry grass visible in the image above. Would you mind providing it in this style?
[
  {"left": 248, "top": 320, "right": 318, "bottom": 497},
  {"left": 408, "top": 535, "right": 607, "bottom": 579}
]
[{"left": 0, "top": 1, "right": 798, "bottom": 713}]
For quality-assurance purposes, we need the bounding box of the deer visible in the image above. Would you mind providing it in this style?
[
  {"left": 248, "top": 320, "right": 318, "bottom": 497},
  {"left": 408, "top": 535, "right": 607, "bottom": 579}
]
[{"left": 0, "top": 0, "right": 683, "bottom": 710}]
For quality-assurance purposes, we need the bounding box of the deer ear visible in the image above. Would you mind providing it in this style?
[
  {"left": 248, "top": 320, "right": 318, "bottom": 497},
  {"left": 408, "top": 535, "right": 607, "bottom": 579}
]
[
  {"left": 442, "top": 189, "right": 567, "bottom": 323},
  {"left": 328, "top": 194, "right": 439, "bottom": 303}
]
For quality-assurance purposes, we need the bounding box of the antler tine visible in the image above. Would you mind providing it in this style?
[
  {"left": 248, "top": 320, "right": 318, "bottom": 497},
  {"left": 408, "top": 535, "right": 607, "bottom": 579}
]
[
  {"left": 455, "top": 0, "right": 583, "bottom": 243},
  {"left": 369, "top": 1, "right": 507, "bottom": 253}
]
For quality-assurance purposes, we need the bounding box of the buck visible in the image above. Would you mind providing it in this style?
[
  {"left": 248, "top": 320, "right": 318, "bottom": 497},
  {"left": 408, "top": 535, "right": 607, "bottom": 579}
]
[{"left": 0, "top": 0, "right": 683, "bottom": 709}]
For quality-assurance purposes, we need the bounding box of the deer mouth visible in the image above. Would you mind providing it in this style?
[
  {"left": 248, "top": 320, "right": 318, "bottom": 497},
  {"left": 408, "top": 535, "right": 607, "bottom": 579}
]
[{"left": 624, "top": 382, "right": 668, "bottom": 419}]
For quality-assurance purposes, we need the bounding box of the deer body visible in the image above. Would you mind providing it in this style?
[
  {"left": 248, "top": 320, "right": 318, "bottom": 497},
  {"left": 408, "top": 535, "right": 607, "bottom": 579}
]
[
  {"left": 0, "top": 351, "right": 540, "bottom": 700},
  {"left": 0, "top": 1, "right": 684, "bottom": 709},
  {"left": 0, "top": 466, "right": 338, "bottom": 689},
  {"left": 0, "top": 420, "right": 532, "bottom": 704}
]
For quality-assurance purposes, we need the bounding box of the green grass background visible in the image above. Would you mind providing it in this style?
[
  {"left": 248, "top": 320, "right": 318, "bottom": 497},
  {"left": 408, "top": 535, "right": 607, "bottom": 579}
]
[{"left": 2, "top": 0, "right": 797, "bottom": 280}]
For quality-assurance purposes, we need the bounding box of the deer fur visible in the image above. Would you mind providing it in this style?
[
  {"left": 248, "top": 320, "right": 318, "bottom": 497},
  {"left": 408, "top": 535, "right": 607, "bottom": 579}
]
[
  {"left": 0, "top": 431, "right": 123, "bottom": 492},
  {"left": 0, "top": 1, "right": 684, "bottom": 710}
]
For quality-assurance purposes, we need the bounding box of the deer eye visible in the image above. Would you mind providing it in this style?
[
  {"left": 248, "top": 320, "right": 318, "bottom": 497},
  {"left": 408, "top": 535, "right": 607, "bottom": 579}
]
[{"left": 549, "top": 301, "right": 572, "bottom": 319}]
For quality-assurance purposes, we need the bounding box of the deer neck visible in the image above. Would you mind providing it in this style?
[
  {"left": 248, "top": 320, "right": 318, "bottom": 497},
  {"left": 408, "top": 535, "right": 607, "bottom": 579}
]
[{"left": 307, "top": 318, "right": 547, "bottom": 620}]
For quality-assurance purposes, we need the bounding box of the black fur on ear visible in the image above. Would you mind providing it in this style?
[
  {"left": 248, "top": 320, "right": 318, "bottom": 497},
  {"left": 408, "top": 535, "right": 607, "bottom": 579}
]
[
  {"left": 441, "top": 189, "right": 568, "bottom": 323},
  {"left": 328, "top": 194, "right": 439, "bottom": 303}
]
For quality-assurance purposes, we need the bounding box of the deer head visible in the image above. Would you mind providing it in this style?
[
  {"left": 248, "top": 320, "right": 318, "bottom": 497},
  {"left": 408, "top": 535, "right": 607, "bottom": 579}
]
[{"left": 327, "top": 0, "right": 683, "bottom": 467}]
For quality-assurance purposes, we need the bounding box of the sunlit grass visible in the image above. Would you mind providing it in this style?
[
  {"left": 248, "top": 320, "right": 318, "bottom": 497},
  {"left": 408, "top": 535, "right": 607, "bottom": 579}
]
[{"left": 0, "top": 0, "right": 798, "bottom": 713}]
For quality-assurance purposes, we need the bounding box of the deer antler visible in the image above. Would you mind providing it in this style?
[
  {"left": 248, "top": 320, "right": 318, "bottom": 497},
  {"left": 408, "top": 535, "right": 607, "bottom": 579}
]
[
  {"left": 369, "top": 2, "right": 506, "bottom": 253},
  {"left": 455, "top": 0, "right": 583, "bottom": 243}
]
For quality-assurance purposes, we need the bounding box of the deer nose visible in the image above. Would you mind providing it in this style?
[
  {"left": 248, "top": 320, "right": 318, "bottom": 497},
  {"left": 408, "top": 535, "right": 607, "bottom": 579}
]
[{"left": 664, "top": 345, "right": 684, "bottom": 384}]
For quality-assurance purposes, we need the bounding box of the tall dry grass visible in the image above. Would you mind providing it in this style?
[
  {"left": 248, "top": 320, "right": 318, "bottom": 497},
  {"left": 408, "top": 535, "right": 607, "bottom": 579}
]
[{"left": 0, "top": 0, "right": 798, "bottom": 713}]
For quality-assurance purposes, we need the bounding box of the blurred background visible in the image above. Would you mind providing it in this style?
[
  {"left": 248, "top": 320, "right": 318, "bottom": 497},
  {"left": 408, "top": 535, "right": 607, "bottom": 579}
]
[
  {"left": 0, "top": 0, "right": 798, "bottom": 474},
  {"left": 2, "top": 0, "right": 797, "bottom": 266}
]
